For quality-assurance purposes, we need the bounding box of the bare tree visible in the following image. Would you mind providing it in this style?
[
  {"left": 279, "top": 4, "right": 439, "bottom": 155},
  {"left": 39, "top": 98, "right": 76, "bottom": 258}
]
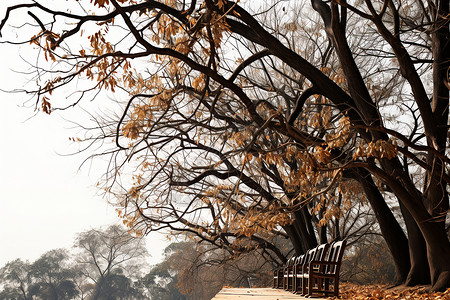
[{"left": 73, "top": 225, "right": 147, "bottom": 300}]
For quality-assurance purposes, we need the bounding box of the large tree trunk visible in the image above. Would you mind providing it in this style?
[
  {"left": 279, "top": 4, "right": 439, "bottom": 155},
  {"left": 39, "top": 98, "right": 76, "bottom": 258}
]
[
  {"left": 283, "top": 224, "right": 304, "bottom": 256},
  {"left": 375, "top": 160, "right": 450, "bottom": 291},
  {"left": 413, "top": 205, "right": 450, "bottom": 291},
  {"left": 423, "top": 224, "right": 450, "bottom": 291},
  {"left": 283, "top": 210, "right": 318, "bottom": 256},
  {"left": 284, "top": 196, "right": 319, "bottom": 255},
  {"left": 354, "top": 168, "right": 411, "bottom": 283},
  {"left": 399, "top": 202, "right": 431, "bottom": 286},
  {"left": 293, "top": 209, "right": 318, "bottom": 252}
]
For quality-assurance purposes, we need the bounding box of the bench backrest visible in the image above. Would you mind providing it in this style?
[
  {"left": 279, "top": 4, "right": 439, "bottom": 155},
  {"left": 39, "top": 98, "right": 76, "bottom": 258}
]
[
  {"left": 305, "top": 246, "right": 317, "bottom": 265},
  {"left": 288, "top": 243, "right": 331, "bottom": 272},
  {"left": 295, "top": 254, "right": 305, "bottom": 266},
  {"left": 326, "top": 240, "right": 347, "bottom": 274},
  {"left": 314, "top": 243, "right": 330, "bottom": 261},
  {"left": 286, "top": 256, "right": 296, "bottom": 267}
]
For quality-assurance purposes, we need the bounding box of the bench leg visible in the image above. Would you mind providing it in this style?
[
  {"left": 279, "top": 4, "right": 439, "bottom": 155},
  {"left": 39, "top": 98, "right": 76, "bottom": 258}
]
[
  {"left": 334, "top": 278, "right": 339, "bottom": 296},
  {"left": 301, "top": 277, "right": 307, "bottom": 296}
]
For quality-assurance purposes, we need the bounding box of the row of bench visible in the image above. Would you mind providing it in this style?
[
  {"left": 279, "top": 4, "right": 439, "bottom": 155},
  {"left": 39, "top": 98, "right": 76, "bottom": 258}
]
[{"left": 273, "top": 240, "right": 347, "bottom": 297}]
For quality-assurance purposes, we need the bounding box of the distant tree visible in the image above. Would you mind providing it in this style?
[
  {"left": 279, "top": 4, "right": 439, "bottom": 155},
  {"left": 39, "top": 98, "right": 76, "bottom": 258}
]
[
  {"left": 172, "top": 242, "right": 274, "bottom": 298},
  {"left": 0, "top": 226, "right": 149, "bottom": 300},
  {"left": 73, "top": 225, "right": 148, "bottom": 300},
  {"left": 28, "top": 249, "right": 79, "bottom": 300},
  {"left": 0, "top": 251, "right": 79, "bottom": 300},
  {"left": 141, "top": 262, "right": 187, "bottom": 300},
  {"left": 0, "top": 259, "right": 33, "bottom": 300},
  {"left": 143, "top": 241, "right": 276, "bottom": 300},
  {"left": 96, "top": 273, "right": 143, "bottom": 300}
]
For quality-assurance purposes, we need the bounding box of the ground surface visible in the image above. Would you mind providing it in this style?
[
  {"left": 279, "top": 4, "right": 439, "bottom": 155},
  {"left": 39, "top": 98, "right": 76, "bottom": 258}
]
[
  {"left": 211, "top": 288, "right": 326, "bottom": 299},
  {"left": 211, "top": 284, "right": 450, "bottom": 300}
]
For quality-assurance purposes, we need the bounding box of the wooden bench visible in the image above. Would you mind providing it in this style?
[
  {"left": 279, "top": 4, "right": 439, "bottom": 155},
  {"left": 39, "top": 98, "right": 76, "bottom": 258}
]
[
  {"left": 273, "top": 266, "right": 283, "bottom": 288},
  {"left": 291, "top": 254, "right": 305, "bottom": 292},
  {"left": 283, "top": 256, "right": 296, "bottom": 290},
  {"left": 273, "top": 240, "right": 346, "bottom": 297},
  {"left": 286, "top": 255, "right": 304, "bottom": 291},
  {"left": 299, "top": 240, "right": 347, "bottom": 297},
  {"left": 293, "top": 243, "right": 329, "bottom": 294},
  {"left": 291, "top": 248, "right": 315, "bottom": 292},
  {"left": 273, "top": 256, "right": 295, "bottom": 289},
  {"left": 273, "top": 260, "right": 287, "bottom": 288}
]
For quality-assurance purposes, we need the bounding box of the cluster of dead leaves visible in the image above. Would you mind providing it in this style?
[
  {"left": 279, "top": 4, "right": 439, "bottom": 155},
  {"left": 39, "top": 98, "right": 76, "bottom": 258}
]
[{"left": 334, "top": 283, "right": 450, "bottom": 300}]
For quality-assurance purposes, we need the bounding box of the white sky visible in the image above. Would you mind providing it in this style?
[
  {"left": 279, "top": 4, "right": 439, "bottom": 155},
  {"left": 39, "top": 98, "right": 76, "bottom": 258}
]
[{"left": 0, "top": 1, "right": 167, "bottom": 267}]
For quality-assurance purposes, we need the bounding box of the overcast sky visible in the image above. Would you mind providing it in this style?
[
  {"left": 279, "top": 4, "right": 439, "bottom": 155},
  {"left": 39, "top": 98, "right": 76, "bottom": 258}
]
[{"left": 0, "top": 1, "right": 167, "bottom": 267}]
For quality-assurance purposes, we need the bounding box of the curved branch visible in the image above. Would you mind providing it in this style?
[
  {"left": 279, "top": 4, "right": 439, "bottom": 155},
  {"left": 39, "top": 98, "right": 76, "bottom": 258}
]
[
  {"left": 287, "top": 86, "right": 320, "bottom": 125},
  {"left": 229, "top": 49, "right": 271, "bottom": 82}
]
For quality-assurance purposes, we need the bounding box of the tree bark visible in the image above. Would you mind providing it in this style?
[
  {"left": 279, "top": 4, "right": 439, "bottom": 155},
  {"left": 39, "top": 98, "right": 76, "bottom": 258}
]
[
  {"left": 422, "top": 1, "right": 450, "bottom": 291},
  {"left": 373, "top": 160, "right": 450, "bottom": 291},
  {"left": 424, "top": 225, "right": 450, "bottom": 291},
  {"left": 354, "top": 168, "right": 411, "bottom": 283},
  {"left": 283, "top": 224, "right": 304, "bottom": 256},
  {"left": 399, "top": 202, "right": 431, "bottom": 286},
  {"left": 293, "top": 209, "right": 318, "bottom": 252}
]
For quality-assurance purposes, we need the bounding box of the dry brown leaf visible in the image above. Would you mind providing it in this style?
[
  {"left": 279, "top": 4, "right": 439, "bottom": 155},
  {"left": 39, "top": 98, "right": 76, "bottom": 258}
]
[{"left": 333, "top": 283, "right": 450, "bottom": 300}]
